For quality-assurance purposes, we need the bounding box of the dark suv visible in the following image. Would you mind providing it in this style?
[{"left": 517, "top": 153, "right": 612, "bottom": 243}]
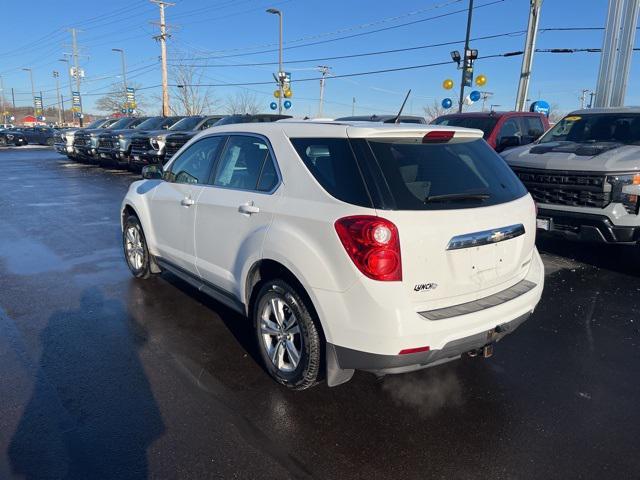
[
  {"left": 335, "top": 114, "right": 427, "bottom": 124},
  {"left": 96, "top": 117, "right": 150, "bottom": 167},
  {"left": 128, "top": 116, "right": 186, "bottom": 170},
  {"left": 432, "top": 111, "right": 550, "bottom": 152},
  {"left": 148, "top": 115, "right": 224, "bottom": 164}
]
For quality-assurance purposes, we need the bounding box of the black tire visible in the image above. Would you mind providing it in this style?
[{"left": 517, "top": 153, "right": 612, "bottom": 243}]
[
  {"left": 0, "top": 137, "right": 6, "bottom": 146},
  {"left": 253, "top": 279, "right": 322, "bottom": 390},
  {"left": 122, "top": 215, "right": 152, "bottom": 279},
  {"left": 46, "top": 137, "right": 54, "bottom": 146}
]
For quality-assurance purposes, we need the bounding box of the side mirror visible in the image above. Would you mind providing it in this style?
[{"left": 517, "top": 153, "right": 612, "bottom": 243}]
[
  {"left": 142, "top": 164, "right": 163, "bottom": 180},
  {"left": 497, "top": 135, "right": 521, "bottom": 152}
]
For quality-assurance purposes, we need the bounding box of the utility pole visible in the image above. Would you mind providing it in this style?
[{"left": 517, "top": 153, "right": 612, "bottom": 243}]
[
  {"left": 267, "top": 8, "right": 284, "bottom": 114},
  {"left": 69, "top": 28, "right": 84, "bottom": 126},
  {"left": 589, "top": 91, "right": 596, "bottom": 108},
  {"left": 0, "top": 76, "right": 5, "bottom": 124},
  {"left": 317, "top": 65, "right": 330, "bottom": 117},
  {"left": 352, "top": 97, "right": 356, "bottom": 116},
  {"left": 59, "top": 57, "right": 74, "bottom": 124},
  {"left": 53, "top": 71, "right": 62, "bottom": 125},
  {"left": 151, "top": 1, "right": 174, "bottom": 117},
  {"left": 458, "top": 0, "right": 474, "bottom": 113},
  {"left": 480, "top": 91, "right": 494, "bottom": 111},
  {"left": 60, "top": 95, "right": 65, "bottom": 124},
  {"left": 22, "top": 68, "right": 36, "bottom": 120},
  {"left": 579, "top": 89, "right": 592, "bottom": 109},
  {"left": 11, "top": 88, "right": 15, "bottom": 109},
  {"left": 515, "top": 0, "right": 543, "bottom": 111}
]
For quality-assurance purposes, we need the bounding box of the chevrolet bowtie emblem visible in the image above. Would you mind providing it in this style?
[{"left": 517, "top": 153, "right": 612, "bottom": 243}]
[{"left": 489, "top": 231, "right": 506, "bottom": 243}]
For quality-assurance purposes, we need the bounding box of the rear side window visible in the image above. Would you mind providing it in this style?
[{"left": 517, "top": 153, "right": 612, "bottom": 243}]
[
  {"left": 213, "top": 135, "right": 278, "bottom": 192},
  {"left": 366, "top": 138, "right": 527, "bottom": 210},
  {"left": 290, "top": 138, "right": 371, "bottom": 207},
  {"left": 432, "top": 116, "right": 498, "bottom": 139}
]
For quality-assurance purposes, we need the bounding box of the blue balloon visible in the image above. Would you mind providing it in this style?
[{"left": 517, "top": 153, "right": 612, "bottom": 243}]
[
  {"left": 530, "top": 100, "right": 550, "bottom": 116},
  {"left": 283, "top": 100, "right": 292, "bottom": 110},
  {"left": 469, "top": 90, "right": 481, "bottom": 102},
  {"left": 442, "top": 98, "right": 453, "bottom": 109},
  {"left": 269, "top": 102, "right": 278, "bottom": 110}
]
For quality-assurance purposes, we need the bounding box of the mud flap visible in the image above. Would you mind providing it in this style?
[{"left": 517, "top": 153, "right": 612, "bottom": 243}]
[{"left": 326, "top": 343, "right": 355, "bottom": 387}]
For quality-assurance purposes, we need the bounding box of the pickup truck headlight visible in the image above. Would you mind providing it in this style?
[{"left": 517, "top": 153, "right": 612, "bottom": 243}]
[
  {"left": 150, "top": 136, "right": 165, "bottom": 151},
  {"left": 90, "top": 135, "right": 99, "bottom": 147},
  {"left": 607, "top": 173, "right": 640, "bottom": 214}
]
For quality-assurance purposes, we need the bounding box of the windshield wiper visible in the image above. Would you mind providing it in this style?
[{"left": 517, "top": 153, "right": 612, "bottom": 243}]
[{"left": 424, "top": 192, "right": 490, "bottom": 203}]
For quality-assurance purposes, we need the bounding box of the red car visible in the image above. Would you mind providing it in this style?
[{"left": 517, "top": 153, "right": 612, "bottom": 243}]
[{"left": 432, "top": 111, "right": 550, "bottom": 152}]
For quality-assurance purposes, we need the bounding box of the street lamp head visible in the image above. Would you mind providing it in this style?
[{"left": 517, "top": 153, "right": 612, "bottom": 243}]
[
  {"left": 112, "top": 48, "right": 123, "bottom": 53},
  {"left": 22, "top": 68, "right": 31, "bottom": 72},
  {"left": 266, "top": 7, "right": 281, "bottom": 15},
  {"left": 450, "top": 51, "right": 461, "bottom": 64}
]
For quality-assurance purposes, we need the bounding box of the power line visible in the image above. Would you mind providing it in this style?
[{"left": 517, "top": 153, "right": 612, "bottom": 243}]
[{"left": 171, "top": 0, "right": 506, "bottom": 61}]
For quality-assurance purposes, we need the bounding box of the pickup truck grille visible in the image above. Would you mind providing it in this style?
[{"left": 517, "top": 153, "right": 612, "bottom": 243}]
[
  {"left": 98, "top": 136, "right": 115, "bottom": 149},
  {"left": 512, "top": 167, "right": 610, "bottom": 209},
  {"left": 165, "top": 135, "right": 191, "bottom": 158},
  {"left": 130, "top": 136, "right": 150, "bottom": 152},
  {"left": 73, "top": 135, "right": 88, "bottom": 147}
]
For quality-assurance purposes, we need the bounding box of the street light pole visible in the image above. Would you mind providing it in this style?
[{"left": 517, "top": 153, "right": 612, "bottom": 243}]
[
  {"left": 22, "top": 68, "right": 36, "bottom": 121},
  {"left": 317, "top": 65, "right": 330, "bottom": 117},
  {"left": 267, "top": 8, "right": 283, "bottom": 114},
  {"left": 458, "top": 0, "right": 474, "bottom": 113},
  {"left": 53, "top": 71, "right": 62, "bottom": 125},
  {"left": 59, "top": 57, "right": 75, "bottom": 125},
  {"left": 112, "top": 48, "right": 128, "bottom": 110},
  {"left": 0, "top": 75, "right": 5, "bottom": 124}
]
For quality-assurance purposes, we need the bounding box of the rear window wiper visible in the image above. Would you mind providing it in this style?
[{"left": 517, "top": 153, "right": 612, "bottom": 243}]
[{"left": 424, "top": 192, "right": 490, "bottom": 203}]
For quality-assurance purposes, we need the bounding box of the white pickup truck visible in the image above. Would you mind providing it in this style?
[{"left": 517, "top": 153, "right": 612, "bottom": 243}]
[{"left": 502, "top": 107, "right": 640, "bottom": 244}]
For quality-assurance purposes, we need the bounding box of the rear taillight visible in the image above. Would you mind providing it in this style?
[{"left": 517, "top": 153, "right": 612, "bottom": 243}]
[
  {"left": 423, "top": 130, "right": 455, "bottom": 143},
  {"left": 334, "top": 215, "right": 402, "bottom": 281}
]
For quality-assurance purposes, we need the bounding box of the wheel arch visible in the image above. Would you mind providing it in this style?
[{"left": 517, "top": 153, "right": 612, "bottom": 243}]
[{"left": 244, "top": 258, "right": 330, "bottom": 343}]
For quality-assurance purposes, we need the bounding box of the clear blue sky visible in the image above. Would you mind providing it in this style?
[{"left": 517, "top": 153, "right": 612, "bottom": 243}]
[{"left": 1, "top": 0, "right": 637, "bottom": 118}]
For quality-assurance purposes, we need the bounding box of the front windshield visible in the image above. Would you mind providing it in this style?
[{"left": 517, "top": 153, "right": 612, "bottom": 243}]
[
  {"left": 169, "top": 116, "right": 203, "bottom": 131},
  {"left": 86, "top": 119, "right": 106, "bottom": 129},
  {"left": 432, "top": 116, "right": 498, "bottom": 139},
  {"left": 107, "top": 117, "right": 134, "bottom": 130},
  {"left": 135, "top": 117, "right": 165, "bottom": 130},
  {"left": 539, "top": 113, "right": 640, "bottom": 144}
]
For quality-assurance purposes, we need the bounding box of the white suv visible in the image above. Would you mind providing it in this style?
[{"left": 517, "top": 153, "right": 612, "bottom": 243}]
[{"left": 121, "top": 121, "right": 545, "bottom": 389}]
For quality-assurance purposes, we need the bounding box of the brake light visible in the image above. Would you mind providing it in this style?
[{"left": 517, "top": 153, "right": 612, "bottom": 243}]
[
  {"left": 423, "top": 130, "right": 455, "bottom": 143},
  {"left": 335, "top": 215, "right": 402, "bottom": 281}
]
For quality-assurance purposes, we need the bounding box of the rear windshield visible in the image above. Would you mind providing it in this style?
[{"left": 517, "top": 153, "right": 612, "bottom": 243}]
[
  {"left": 539, "top": 113, "right": 640, "bottom": 144},
  {"left": 432, "top": 116, "right": 498, "bottom": 139},
  {"left": 290, "top": 137, "right": 527, "bottom": 210}
]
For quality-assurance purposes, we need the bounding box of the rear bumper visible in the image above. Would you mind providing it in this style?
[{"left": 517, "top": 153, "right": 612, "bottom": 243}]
[
  {"left": 537, "top": 208, "right": 640, "bottom": 244},
  {"left": 318, "top": 248, "right": 545, "bottom": 385},
  {"left": 328, "top": 311, "right": 530, "bottom": 376}
]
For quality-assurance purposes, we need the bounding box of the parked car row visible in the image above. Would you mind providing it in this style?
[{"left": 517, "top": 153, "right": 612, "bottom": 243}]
[
  {"left": 54, "top": 113, "right": 291, "bottom": 170},
  {"left": 0, "top": 125, "right": 56, "bottom": 146}
]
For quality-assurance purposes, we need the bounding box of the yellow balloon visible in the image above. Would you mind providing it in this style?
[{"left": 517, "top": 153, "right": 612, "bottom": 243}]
[
  {"left": 274, "top": 89, "right": 281, "bottom": 98},
  {"left": 442, "top": 79, "right": 454, "bottom": 90},
  {"left": 475, "top": 75, "right": 487, "bottom": 87},
  {"left": 284, "top": 89, "right": 292, "bottom": 98}
]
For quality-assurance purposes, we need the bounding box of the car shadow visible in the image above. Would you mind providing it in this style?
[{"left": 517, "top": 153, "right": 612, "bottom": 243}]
[
  {"left": 537, "top": 236, "right": 640, "bottom": 276},
  {"left": 8, "top": 288, "right": 164, "bottom": 480}
]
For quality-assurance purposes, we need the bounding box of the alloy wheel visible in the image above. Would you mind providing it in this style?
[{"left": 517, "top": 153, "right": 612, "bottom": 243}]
[{"left": 259, "top": 295, "right": 303, "bottom": 373}]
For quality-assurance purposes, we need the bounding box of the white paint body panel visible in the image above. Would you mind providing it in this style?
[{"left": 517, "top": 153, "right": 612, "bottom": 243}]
[{"left": 122, "top": 121, "right": 544, "bottom": 357}]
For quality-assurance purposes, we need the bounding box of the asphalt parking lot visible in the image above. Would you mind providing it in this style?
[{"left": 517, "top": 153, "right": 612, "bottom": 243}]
[{"left": 1, "top": 148, "right": 639, "bottom": 480}]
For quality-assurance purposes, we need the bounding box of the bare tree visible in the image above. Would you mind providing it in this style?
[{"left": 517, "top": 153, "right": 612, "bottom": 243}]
[
  {"left": 423, "top": 100, "right": 450, "bottom": 122},
  {"left": 169, "top": 63, "right": 219, "bottom": 115},
  {"left": 225, "top": 90, "right": 261, "bottom": 115},
  {"left": 95, "top": 82, "right": 150, "bottom": 115}
]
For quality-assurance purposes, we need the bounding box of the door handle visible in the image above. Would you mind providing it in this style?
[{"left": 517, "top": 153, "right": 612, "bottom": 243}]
[
  {"left": 181, "top": 197, "right": 195, "bottom": 207},
  {"left": 238, "top": 202, "right": 260, "bottom": 215}
]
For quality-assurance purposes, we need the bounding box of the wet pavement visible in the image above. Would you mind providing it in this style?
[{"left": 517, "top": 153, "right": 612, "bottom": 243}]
[{"left": 0, "top": 148, "right": 639, "bottom": 479}]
